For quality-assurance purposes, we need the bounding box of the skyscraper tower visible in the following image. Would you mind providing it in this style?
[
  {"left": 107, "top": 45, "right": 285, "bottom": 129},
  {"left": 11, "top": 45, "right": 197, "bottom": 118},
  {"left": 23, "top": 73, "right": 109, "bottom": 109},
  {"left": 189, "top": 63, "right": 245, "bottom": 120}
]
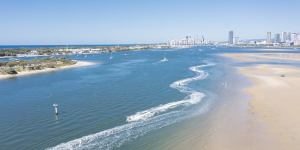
[
  {"left": 274, "top": 34, "right": 281, "bottom": 43},
  {"left": 281, "top": 32, "right": 287, "bottom": 43},
  {"left": 287, "top": 32, "right": 292, "bottom": 41},
  {"left": 228, "top": 31, "right": 234, "bottom": 44},
  {"left": 267, "top": 32, "right": 272, "bottom": 44},
  {"left": 291, "top": 33, "right": 298, "bottom": 43}
]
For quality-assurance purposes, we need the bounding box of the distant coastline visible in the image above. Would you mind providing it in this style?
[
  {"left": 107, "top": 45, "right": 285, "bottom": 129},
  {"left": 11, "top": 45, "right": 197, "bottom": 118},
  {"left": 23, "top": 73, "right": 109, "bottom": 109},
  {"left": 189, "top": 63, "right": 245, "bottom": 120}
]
[
  {"left": 0, "top": 44, "right": 171, "bottom": 58},
  {"left": 1, "top": 44, "right": 299, "bottom": 59}
]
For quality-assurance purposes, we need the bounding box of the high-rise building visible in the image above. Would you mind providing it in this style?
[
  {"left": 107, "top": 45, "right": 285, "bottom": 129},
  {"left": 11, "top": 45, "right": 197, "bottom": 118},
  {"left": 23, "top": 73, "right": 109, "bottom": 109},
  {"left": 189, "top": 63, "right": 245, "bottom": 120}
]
[
  {"left": 274, "top": 34, "right": 281, "bottom": 43},
  {"left": 234, "top": 37, "right": 239, "bottom": 45},
  {"left": 281, "top": 32, "right": 287, "bottom": 42},
  {"left": 266, "top": 32, "right": 272, "bottom": 44},
  {"left": 291, "top": 33, "right": 298, "bottom": 43},
  {"left": 295, "top": 34, "right": 300, "bottom": 46},
  {"left": 287, "top": 32, "right": 292, "bottom": 41},
  {"left": 228, "top": 31, "right": 234, "bottom": 44}
]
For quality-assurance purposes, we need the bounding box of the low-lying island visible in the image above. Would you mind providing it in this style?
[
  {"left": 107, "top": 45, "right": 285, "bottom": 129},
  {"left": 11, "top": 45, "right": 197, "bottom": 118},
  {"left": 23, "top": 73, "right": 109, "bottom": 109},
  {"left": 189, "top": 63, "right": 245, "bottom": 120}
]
[{"left": 0, "top": 58, "right": 94, "bottom": 79}]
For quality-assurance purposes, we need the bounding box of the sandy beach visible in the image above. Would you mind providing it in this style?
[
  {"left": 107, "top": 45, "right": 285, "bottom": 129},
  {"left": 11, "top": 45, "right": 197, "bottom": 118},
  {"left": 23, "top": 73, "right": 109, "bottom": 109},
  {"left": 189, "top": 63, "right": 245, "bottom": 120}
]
[
  {"left": 223, "top": 53, "right": 300, "bottom": 62},
  {"left": 224, "top": 53, "right": 300, "bottom": 149},
  {"left": 0, "top": 61, "right": 96, "bottom": 79}
]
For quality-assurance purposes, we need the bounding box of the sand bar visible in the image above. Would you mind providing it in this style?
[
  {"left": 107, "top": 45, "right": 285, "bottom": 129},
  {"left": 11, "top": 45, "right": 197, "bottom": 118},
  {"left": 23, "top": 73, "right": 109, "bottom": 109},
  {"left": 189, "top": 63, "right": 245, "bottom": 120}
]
[
  {"left": 225, "top": 53, "right": 300, "bottom": 149},
  {"left": 223, "top": 53, "right": 300, "bottom": 62}
]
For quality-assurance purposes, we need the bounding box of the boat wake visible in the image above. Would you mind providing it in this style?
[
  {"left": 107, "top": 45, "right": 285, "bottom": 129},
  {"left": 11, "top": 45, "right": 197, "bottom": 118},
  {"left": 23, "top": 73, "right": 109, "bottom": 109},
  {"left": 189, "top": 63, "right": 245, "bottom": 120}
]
[
  {"left": 127, "top": 63, "right": 213, "bottom": 122},
  {"left": 47, "top": 63, "right": 214, "bottom": 150}
]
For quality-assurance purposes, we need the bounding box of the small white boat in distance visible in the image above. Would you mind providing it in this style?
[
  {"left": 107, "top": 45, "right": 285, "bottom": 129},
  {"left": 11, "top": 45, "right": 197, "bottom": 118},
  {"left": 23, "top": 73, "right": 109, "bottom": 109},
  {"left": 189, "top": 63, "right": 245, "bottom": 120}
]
[{"left": 160, "top": 57, "right": 168, "bottom": 62}]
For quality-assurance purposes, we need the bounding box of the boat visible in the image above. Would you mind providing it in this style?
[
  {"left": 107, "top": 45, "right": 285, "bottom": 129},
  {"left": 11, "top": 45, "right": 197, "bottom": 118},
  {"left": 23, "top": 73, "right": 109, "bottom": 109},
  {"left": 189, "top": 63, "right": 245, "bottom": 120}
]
[{"left": 160, "top": 57, "right": 168, "bottom": 62}]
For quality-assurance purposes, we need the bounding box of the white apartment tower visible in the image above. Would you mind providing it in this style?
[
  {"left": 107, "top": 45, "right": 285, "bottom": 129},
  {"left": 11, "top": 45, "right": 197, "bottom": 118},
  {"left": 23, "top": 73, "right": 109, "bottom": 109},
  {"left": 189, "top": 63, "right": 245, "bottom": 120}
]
[
  {"left": 267, "top": 32, "right": 272, "bottom": 44},
  {"left": 228, "top": 31, "right": 234, "bottom": 44},
  {"left": 281, "top": 32, "right": 287, "bottom": 43}
]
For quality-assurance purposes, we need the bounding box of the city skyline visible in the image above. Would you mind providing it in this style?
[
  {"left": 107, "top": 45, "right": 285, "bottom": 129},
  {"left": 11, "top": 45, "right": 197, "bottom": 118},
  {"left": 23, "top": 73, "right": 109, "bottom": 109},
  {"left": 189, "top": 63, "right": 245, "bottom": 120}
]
[{"left": 1, "top": 0, "right": 300, "bottom": 45}]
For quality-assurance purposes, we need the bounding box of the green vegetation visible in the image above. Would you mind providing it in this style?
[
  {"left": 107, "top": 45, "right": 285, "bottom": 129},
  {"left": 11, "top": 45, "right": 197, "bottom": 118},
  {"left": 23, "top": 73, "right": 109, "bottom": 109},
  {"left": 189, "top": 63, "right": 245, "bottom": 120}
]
[
  {"left": 0, "top": 58, "right": 76, "bottom": 75},
  {"left": 0, "top": 44, "right": 163, "bottom": 57},
  {"left": 0, "top": 49, "right": 31, "bottom": 57}
]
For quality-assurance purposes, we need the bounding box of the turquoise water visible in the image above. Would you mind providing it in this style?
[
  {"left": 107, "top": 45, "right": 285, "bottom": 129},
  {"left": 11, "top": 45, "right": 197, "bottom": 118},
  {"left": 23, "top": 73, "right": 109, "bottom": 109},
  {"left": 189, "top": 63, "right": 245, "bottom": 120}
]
[{"left": 1, "top": 47, "right": 299, "bottom": 149}]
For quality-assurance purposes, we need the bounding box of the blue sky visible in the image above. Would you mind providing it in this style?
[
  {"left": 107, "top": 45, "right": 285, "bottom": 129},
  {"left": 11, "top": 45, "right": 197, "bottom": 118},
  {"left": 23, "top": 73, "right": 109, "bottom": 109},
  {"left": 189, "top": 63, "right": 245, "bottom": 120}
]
[{"left": 1, "top": 0, "right": 300, "bottom": 44}]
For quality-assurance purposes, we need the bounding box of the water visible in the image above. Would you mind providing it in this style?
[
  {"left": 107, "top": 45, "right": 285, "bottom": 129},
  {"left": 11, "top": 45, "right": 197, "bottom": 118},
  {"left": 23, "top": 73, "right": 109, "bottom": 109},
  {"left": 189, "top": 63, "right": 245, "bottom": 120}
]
[{"left": 1, "top": 46, "right": 298, "bottom": 149}]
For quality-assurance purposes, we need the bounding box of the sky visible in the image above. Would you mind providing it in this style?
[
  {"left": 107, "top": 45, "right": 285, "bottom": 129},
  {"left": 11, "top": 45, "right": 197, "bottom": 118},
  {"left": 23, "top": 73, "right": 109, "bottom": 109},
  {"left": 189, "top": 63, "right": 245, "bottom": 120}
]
[{"left": 1, "top": 0, "right": 300, "bottom": 45}]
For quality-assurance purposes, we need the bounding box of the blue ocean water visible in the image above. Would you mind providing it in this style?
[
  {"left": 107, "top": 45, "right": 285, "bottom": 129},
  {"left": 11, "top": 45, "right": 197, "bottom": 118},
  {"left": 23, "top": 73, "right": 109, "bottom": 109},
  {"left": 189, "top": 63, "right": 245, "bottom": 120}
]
[{"left": 1, "top": 47, "right": 298, "bottom": 149}]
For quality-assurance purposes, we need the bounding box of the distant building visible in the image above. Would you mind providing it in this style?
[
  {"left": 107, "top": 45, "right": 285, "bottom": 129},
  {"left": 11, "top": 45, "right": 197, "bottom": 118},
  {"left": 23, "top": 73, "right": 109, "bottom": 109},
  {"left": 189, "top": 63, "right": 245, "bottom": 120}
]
[
  {"left": 266, "top": 32, "right": 272, "bottom": 44},
  {"left": 233, "top": 37, "right": 239, "bottom": 45},
  {"left": 287, "top": 32, "right": 292, "bottom": 41},
  {"left": 274, "top": 33, "right": 281, "bottom": 43},
  {"left": 295, "top": 34, "right": 300, "bottom": 46},
  {"left": 281, "top": 32, "right": 287, "bottom": 43},
  {"left": 291, "top": 33, "right": 298, "bottom": 43},
  {"left": 185, "top": 36, "right": 190, "bottom": 45},
  {"left": 167, "top": 36, "right": 206, "bottom": 47},
  {"left": 228, "top": 31, "right": 234, "bottom": 44}
]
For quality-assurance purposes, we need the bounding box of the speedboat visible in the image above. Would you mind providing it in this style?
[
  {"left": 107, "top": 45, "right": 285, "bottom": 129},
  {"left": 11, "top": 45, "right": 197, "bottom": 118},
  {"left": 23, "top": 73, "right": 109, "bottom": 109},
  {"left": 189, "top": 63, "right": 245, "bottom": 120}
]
[{"left": 160, "top": 57, "right": 168, "bottom": 62}]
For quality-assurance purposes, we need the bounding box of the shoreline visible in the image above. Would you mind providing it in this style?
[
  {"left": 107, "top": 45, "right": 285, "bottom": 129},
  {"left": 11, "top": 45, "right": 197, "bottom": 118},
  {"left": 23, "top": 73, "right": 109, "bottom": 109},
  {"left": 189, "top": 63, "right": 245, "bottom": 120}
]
[
  {"left": 224, "top": 53, "right": 300, "bottom": 149},
  {"left": 152, "top": 55, "right": 278, "bottom": 150},
  {"left": 240, "top": 64, "right": 300, "bottom": 149},
  {"left": 223, "top": 53, "right": 300, "bottom": 62},
  {"left": 0, "top": 60, "right": 96, "bottom": 79}
]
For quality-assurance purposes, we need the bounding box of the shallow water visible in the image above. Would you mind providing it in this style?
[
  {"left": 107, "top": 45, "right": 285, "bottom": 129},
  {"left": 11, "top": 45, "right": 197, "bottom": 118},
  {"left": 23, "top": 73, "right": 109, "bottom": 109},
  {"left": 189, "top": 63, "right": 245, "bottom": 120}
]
[{"left": 1, "top": 47, "right": 299, "bottom": 150}]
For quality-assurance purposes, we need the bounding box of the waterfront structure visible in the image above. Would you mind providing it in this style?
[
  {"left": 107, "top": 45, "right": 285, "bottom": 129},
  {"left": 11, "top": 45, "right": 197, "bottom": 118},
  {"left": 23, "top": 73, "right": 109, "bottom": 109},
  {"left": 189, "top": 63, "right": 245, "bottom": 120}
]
[
  {"left": 291, "top": 33, "right": 298, "bottom": 43},
  {"left": 53, "top": 104, "right": 58, "bottom": 115},
  {"left": 281, "top": 32, "right": 287, "bottom": 43},
  {"left": 267, "top": 32, "right": 272, "bottom": 44},
  {"left": 287, "top": 32, "right": 292, "bottom": 41},
  {"left": 274, "top": 34, "right": 281, "bottom": 43},
  {"left": 295, "top": 34, "right": 300, "bottom": 46},
  {"left": 233, "top": 37, "right": 239, "bottom": 45},
  {"left": 228, "top": 31, "right": 234, "bottom": 44},
  {"left": 167, "top": 35, "right": 210, "bottom": 47}
]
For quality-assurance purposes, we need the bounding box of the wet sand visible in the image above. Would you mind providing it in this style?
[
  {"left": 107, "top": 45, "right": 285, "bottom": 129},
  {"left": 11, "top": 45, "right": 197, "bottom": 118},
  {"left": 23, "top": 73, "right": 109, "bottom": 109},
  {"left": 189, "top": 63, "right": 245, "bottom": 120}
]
[
  {"left": 156, "top": 58, "right": 277, "bottom": 150},
  {"left": 240, "top": 64, "right": 300, "bottom": 149},
  {"left": 223, "top": 53, "right": 300, "bottom": 62},
  {"left": 223, "top": 53, "right": 300, "bottom": 149},
  {"left": 162, "top": 52, "right": 300, "bottom": 150}
]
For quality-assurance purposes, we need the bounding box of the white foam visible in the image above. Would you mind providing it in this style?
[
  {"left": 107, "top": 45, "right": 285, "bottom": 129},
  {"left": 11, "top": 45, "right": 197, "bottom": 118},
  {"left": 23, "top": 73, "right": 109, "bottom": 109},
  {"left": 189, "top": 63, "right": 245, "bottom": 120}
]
[
  {"left": 126, "top": 63, "right": 214, "bottom": 122},
  {"left": 126, "top": 92, "right": 204, "bottom": 122},
  {"left": 47, "top": 62, "right": 215, "bottom": 150},
  {"left": 47, "top": 110, "right": 185, "bottom": 150}
]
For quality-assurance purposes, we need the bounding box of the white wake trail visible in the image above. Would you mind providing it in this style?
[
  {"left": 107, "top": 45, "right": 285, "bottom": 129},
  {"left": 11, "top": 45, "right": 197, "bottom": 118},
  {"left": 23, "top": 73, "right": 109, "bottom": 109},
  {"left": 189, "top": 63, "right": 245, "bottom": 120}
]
[
  {"left": 47, "top": 62, "right": 215, "bottom": 150},
  {"left": 126, "top": 63, "right": 214, "bottom": 122}
]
